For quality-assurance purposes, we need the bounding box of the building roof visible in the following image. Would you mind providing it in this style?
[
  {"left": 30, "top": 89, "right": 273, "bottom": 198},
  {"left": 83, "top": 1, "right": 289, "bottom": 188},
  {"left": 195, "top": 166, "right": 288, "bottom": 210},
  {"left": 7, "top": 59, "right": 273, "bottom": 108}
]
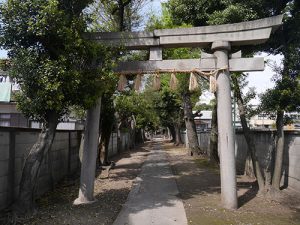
[{"left": 194, "top": 110, "right": 212, "bottom": 120}]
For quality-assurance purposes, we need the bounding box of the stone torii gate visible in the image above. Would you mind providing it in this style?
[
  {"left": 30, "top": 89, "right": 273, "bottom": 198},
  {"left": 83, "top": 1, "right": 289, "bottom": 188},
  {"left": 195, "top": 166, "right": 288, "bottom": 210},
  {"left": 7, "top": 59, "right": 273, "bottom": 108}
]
[{"left": 75, "top": 15, "right": 283, "bottom": 210}]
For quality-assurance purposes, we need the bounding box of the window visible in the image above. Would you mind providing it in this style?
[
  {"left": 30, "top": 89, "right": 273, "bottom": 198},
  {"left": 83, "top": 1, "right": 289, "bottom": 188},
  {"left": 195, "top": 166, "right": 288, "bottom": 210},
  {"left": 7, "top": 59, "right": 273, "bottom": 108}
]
[{"left": 0, "top": 113, "right": 11, "bottom": 127}]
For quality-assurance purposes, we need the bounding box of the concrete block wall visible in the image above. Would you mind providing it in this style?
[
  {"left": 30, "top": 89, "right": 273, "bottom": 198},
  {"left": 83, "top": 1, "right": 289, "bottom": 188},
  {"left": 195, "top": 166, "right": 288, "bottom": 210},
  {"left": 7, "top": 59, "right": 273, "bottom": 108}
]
[
  {"left": 120, "top": 132, "right": 130, "bottom": 152},
  {"left": 198, "top": 132, "right": 210, "bottom": 154},
  {"left": 0, "top": 127, "right": 131, "bottom": 211},
  {"left": 280, "top": 132, "right": 300, "bottom": 191},
  {"left": 235, "top": 130, "right": 300, "bottom": 192},
  {"left": 182, "top": 130, "right": 300, "bottom": 192},
  {"left": 0, "top": 132, "right": 9, "bottom": 210},
  {"left": 0, "top": 128, "right": 81, "bottom": 211},
  {"left": 108, "top": 133, "right": 118, "bottom": 157}
]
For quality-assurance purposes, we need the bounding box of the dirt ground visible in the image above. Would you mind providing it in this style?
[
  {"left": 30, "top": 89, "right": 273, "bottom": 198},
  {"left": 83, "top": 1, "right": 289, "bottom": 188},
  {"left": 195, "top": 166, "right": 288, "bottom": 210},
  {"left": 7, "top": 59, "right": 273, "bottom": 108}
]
[
  {"left": 164, "top": 142, "right": 300, "bottom": 225},
  {"left": 21, "top": 142, "right": 153, "bottom": 225},
  {"left": 4, "top": 140, "right": 300, "bottom": 225}
]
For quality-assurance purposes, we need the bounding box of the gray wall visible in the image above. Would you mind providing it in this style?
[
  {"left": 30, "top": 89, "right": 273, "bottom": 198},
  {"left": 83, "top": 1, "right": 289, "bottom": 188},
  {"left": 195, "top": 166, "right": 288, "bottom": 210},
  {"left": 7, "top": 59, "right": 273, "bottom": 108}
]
[
  {"left": 0, "top": 128, "right": 132, "bottom": 211},
  {"left": 0, "top": 128, "right": 82, "bottom": 210},
  {"left": 182, "top": 131, "right": 211, "bottom": 155},
  {"left": 182, "top": 130, "right": 300, "bottom": 192}
]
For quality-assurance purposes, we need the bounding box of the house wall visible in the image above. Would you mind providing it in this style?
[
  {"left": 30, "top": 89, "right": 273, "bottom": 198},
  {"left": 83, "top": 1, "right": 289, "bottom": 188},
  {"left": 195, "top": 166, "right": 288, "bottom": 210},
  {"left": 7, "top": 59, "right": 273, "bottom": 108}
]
[
  {"left": 0, "top": 127, "right": 132, "bottom": 211},
  {"left": 182, "top": 130, "right": 300, "bottom": 192}
]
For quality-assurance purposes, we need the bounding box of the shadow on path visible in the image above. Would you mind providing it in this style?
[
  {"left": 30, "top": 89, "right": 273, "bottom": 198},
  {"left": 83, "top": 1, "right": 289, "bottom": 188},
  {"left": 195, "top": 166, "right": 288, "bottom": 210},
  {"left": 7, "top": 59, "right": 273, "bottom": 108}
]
[{"left": 113, "top": 141, "right": 188, "bottom": 225}]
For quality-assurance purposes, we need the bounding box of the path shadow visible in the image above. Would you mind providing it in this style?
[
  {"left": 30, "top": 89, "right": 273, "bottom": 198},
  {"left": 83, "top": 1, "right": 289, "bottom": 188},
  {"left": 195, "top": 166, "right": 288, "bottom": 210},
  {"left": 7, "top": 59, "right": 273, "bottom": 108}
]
[
  {"left": 237, "top": 181, "right": 258, "bottom": 207},
  {"left": 281, "top": 135, "right": 295, "bottom": 190}
]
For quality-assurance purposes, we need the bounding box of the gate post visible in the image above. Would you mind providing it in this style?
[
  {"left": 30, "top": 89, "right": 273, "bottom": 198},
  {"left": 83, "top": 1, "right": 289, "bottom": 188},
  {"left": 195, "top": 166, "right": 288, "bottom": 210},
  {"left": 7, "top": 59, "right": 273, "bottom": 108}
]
[
  {"left": 74, "top": 97, "right": 101, "bottom": 205},
  {"left": 212, "top": 41, "right": 238, "bottom": 209}
]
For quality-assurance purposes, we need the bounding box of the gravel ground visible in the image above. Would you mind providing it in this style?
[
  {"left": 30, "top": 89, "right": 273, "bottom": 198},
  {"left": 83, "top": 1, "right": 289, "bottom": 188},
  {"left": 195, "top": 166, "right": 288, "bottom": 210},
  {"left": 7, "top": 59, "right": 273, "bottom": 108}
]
[
  {"left": 164, "top": 142, "right": 300, "bottom": 225},
  {"left": 4, "top": 140, "right": 300, "bottom": 225},
  {"left": 22, "top": 142, "right": 152, "bottom": 225}
]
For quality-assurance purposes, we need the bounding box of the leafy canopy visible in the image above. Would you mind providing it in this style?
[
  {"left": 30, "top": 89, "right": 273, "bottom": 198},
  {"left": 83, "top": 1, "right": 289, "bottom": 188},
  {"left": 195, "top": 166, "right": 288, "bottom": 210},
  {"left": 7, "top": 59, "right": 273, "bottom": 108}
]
[
  {"left": 115, "top": 91, "right": 159, "bottom": 131},
  {"left": 166, "top": 0, "right": 300, "bottom": 116},
  {"left": 0, "top": 0, "right": 115, "bottom": 122}
]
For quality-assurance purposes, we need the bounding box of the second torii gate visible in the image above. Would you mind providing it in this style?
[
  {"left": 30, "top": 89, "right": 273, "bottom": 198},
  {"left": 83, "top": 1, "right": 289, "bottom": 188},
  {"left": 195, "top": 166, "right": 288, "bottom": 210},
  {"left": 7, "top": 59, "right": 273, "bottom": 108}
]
[{"left": 75, "top": 15, "right": 283, "bottom": 210}]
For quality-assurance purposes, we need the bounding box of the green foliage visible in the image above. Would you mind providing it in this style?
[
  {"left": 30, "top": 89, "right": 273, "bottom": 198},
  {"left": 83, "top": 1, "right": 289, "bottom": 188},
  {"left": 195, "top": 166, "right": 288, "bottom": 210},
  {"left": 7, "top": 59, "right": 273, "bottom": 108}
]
[
  {"left": 207, "top": 3, "right": 258, "bottom": 25},
  {"left": 166, "top": 0, "right": 300, "bottom": 120},
  {"left": 88, "top": 0, "right": 146, "bottom": 32},
  {"left": 166, "top": 0, "right": 226, "bottom": 26},
  {"left": 259, "top": 2, "right": 300, "bottom": 118},
  {"left": 0, "top": 0, "right": 115, "bottom": 122},
  {"left": 142, "top": 74, "right": 183, "bottom": 129},
  {"left": 260, "top": 76, "right": 300, "bottom": 114},
  {"left": 115, "top": 91, "right": 159, "bottom": 131},
  {"left": 146, "top": 4, "right": 203, "bottom": 107},
  {"left": 153, "top": 88, "right": 183, "bottom": 128},
  {"left": 194, "top": 103, "right": 213, "bottom": 112},
  {"left": 166, "top": 0, "right": 286, "bottom": 27}
]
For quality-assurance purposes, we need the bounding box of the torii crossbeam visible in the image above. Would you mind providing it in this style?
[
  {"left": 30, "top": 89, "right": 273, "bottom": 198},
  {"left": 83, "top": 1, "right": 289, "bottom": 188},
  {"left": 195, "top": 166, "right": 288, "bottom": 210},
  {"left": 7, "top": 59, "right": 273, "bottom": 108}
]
[{"left": 76, "top": 15, "right": 283, "bottom": 210}]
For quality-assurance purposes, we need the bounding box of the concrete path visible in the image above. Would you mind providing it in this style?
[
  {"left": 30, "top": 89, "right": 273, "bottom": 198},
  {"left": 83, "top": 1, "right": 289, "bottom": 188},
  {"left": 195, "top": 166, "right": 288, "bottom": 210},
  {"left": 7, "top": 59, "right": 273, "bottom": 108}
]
[{"left": 113, "top": 140, "right": 188, "bottom": 225}]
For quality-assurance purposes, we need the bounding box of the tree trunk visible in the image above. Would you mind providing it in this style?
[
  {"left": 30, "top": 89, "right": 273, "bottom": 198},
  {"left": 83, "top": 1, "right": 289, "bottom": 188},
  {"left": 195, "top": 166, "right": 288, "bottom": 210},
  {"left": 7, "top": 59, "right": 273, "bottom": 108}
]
[
  {"left": 232, "top": 75, "right": 265, "bottom": 192},
  {"left": 98, "top": 94, "right": 116, "bottom": 166},
  {"left": 168, "top": 125, "right": 176, "bottom": 143},
  {"left": 182, "top": 93, "right": 200, "bottom": 155},
  {"left": 14, "top": 112, "right": 58, "bottom": 215},
  {"left": 142, "top": 129, "right": 147, "bottom": 141},
  {"left": 272, "top": 110, "right": 285, "bottom": 190},
  {"left": 117, "top": 0, "right": 125, "bottom": 31},
  {"left": 174, "top": 123, "right": 183, "bottom": 145},
  {"left": 135, "top": 128, "right": 144, "bottom": 144},
  {"left": 129, "top": 115, "right": 136, "bottom": 149},
  {"left": 99, "top": 124, "right": 113, "bottom": 166},
  {"left": 117, "top": 122, "right": 122, "bottom": 153},
  {"left": 209, "top": 93, "right": 219, "bottom": 164}
]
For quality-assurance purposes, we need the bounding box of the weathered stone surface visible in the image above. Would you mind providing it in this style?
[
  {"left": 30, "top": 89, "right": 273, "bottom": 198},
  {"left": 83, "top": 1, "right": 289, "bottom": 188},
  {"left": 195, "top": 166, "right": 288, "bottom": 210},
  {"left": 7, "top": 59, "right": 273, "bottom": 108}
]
[
  {"left": 0, "top": 160, "right": 9, "bottom": 177},
  {"left": 0, "top": 132, "right": 9, "bottom": 145},
  {"left": 89, "top": 15, "right": 283, "bottom": 49},
  {"left": 149, "top": 47, "right": 163, "bottom": 60},
  {"left": 0, "top": 192, "right": 8, "bottom": 210},
  {"left": 154, "top": 15, "right": 283, "bottom": 36},
  {"left": 0, "top": 145, "right": 9, "bottom": 160},
  {"left": 114, "top": 57, "right": 264, "bottom": 74},
  {"left": 0, "top": 176, "right": 8, "bottom": 193}
]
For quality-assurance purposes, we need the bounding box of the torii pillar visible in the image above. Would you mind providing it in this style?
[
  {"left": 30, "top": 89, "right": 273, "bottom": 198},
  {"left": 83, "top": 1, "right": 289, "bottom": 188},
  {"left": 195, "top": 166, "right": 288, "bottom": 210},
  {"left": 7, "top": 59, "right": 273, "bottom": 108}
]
[
  {"left": 74, "top": 97, "right": 102, "bottom": 205},
  {"left": 212, "top": 41, "right": 237, "bottom": 209}
]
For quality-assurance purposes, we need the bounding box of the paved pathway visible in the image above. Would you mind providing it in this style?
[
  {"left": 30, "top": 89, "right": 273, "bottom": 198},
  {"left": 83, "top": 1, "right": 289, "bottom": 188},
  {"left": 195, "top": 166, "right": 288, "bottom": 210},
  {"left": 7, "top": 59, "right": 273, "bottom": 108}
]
[{"left": 113, "top": 140, "right": 188, "bottom": 225}]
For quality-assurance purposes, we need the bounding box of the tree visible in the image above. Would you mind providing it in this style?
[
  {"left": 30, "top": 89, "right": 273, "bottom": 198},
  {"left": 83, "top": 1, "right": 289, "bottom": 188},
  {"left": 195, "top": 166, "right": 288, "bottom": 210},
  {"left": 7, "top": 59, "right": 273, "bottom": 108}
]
[
  {"left": 0, "top": 0, "right": 113, "bottom": 215},
  {"left": 115, "top": 90, "right": 159, "bottom": 143},
  {"left": 166, "top": 0, "right": 226, "bottom": 26},
  {"left": 176, "top": 73, "right": 203, "bottom": 155},
  {"left": 89, "top": 0, "right": 149, "bottom": 31},
  {"left": 98, "top": 93, "right": 116, "bottom": 166},
  {"left": 166, "top": 0, "right": 285, "bottom": 26},
  {"left": 260, "top": 73, "right": 300, "bottom": 191},
  {"left": 146, "top": 6, "right": 203, "bottom": 155},
  {"left": 208, "top": 95, "right": 219, "bottom": 164},
  {"left": 167, "top": 0, "right": 300, "bottom": 196},
  {"left": 152, "top": 85, "right": 184, "bottom": 145},
  {"left": 258, "top": 1, "right": 300, "bottom": 193},
  {"left": 232, "top": 73, "right": 265, "bottom": 192},
  {"left": 89, "top": 0, "right": 149, "bottom": 165}
]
